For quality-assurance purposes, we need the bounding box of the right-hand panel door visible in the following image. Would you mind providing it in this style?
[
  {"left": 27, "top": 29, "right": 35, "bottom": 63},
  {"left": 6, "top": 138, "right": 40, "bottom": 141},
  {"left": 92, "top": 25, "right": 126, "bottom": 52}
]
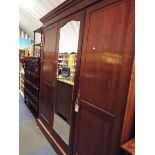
[{"left": 74, "top": 0, "right": 134, "bottom": 155}]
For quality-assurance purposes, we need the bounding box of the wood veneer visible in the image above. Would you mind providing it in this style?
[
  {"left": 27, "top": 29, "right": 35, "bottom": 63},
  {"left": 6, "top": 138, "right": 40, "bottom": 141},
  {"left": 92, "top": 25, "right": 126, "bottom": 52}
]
[
  {"left": 39, "top": 23, "right": 58, "bottom": 131},
  {"left": 51, "top": 10, "right": 86, "bottom": 155},
  {"left": 38, "top": 0, "right": 135, "bottom": 155},
  {"left": 121, "top": 61, "right": 135, "bottom": 145},
  {"left": 38, "top": 9, "right": 86, "bottom": 155},
  {"left": 56, "top": 80, "right": 73, "bottom": 124},
  {"left": 74, "top": 0, "right": 135, "bottom": 154}
]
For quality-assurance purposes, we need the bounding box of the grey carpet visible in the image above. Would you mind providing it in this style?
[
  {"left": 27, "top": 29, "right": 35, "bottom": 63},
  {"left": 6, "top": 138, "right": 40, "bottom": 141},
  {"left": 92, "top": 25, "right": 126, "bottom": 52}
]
[{"left": 19, "top": 93, "right": 57, "bottom": 155}]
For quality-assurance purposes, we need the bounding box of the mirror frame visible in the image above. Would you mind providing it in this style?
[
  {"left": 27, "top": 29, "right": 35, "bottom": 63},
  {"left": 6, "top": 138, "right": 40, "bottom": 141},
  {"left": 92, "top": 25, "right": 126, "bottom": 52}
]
[{"left": 51, "top": 10, "right": 86, "bottom": 154}]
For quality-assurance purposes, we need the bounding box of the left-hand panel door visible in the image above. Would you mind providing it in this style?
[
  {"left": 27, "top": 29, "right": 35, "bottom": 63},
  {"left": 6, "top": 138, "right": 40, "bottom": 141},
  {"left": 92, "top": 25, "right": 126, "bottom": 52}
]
[{"left": 39, "top": 23, "right": 58, "bottom": 131}]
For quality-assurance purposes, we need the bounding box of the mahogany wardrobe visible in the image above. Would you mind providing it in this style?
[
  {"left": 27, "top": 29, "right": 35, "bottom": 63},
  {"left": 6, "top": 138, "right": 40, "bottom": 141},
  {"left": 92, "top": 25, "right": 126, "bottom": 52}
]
[{"left": 37, "top": 0, "right": 135, "bottom": 155}]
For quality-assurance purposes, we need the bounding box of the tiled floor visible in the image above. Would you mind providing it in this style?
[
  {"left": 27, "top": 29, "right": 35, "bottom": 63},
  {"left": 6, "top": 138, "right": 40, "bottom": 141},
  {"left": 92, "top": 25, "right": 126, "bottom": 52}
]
[{"left": 19, "top": 93, "right": 57, "bottom": 155}]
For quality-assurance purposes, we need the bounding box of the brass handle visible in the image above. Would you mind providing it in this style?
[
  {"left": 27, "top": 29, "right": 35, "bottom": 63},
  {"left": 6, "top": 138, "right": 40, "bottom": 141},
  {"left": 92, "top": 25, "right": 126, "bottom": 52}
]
[{"left": 75, "top": 90, "right": 80, "bottom": 112}]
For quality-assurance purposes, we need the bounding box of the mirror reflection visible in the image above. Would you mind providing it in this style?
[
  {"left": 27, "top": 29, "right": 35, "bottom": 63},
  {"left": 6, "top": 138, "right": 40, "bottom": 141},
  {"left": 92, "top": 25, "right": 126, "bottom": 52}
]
[{"left": 53, "top": 21, "right": 80, "bottom": 145}]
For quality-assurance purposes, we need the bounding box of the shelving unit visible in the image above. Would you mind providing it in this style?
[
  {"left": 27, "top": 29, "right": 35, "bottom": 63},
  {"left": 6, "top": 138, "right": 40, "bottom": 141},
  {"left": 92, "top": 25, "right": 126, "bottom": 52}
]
[
  {"left": 57, "top": 53, "right": 77, "bottom": 80},
  {"left": 68, "top": 53, "right": 76, "bottom": 77},
  {"left": 20, "top": 69, "right": 24, "bottom": 96},
  {"left": 23, "top": 57, "right": 40, "bottom": 116},
  {"left": 33, "top": 28, "right": 42, "bottom": 57}
]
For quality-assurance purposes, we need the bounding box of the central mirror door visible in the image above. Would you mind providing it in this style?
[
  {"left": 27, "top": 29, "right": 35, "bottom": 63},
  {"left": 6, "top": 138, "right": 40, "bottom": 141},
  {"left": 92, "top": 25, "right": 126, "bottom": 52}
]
[{"left": 53, "top": 20, "right": 80, "bottom": 145}]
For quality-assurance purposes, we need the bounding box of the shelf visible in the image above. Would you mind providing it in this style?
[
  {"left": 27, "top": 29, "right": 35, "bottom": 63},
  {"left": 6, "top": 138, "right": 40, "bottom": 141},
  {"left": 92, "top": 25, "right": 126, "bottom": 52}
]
[
  {"left": 24, "top": 89, "right": 38, "bottom": 101},
  {"left": 24, "top": 56, "right": 40, "bottom": 115},
  {"left": 21, "top": 84, "right": 24, "bottom": 88},
  {"left": 25, "top": 79, "right": 39, "bottom": 90},
  {"left": 33, "top": 43, "right": 42, "bottom": 46},
  {"left": 20, "top": 70, "right": 24, "bottom": 75},
  {"left": 21, "top": 79, "right": 24, "bottom": 83},
  {"left": 25, "top": 72, "right": 39, "bottom": 78},
  {"left": 57, "top": 78, "right": 74, "bottom": 86},
  {"left": 20, "top": 90, "right": 24, "bottom": 97},
  {"left": 25, "top": 94, "right": 37, "bottom": 111}
]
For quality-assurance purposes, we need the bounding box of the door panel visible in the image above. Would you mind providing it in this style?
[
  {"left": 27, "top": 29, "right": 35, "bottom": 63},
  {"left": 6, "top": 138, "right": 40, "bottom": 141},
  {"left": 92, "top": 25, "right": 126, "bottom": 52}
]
[
  {"left": 77, "top": 101, "right": 112, "bottom": 155},
  {"left": 75, "top": 0, "right": 134, "bottom": 154},
  {"left": 80, "top": 0, "right": 130, "bottom": 114},
  {"left": 39, "top": 23, "right": 58, "bottom": 130},
  {"left": 81, "top": 53, "right": 121, "bottom": 114},
  {"left": 44, "top": 27, "right": 57, "bottom": 53},
  {"left": 42, "top": 61, "right": 55, "bottom": 83},
  {"left": 39, "top": 84, "right": 52, "bottom": 124},
  {"left": 50, "top": 10, "right": 86, "bottom": 154}
]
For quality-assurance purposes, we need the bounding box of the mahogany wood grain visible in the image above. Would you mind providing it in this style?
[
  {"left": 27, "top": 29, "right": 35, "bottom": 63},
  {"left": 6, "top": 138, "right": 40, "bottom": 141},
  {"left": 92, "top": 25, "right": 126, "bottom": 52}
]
[
  {"left": 51, "top": 10, "right": 86, "bottom": 155},
  {"left": 56, "top": 80, "right": 73, "bottom": 123},
  {"left": 39, "top": 23, "right": 58, "bottom": 130},
  {"left": 121, "top": 61, "right": 135, "bottom": 144},
  {"left": 38, "top": 0, "right": 135, "bottom": 155},
  {"left": 109, "top": 0, "right": 135, "bottom": 154},
  {"left": 121, "top": 138, "right": 135, "bottom": 155},
  {"left": 41, "top": 0, "right": 120, "bottom": 27},
  {"left": 74, "top": 0, "right": 135, "bottom": 154},
  {"left": 39, "top": 10, "right": 86, "bottom": 155},
  {"left": 40, "top": 0, "right": 99, "bottom": 26}
]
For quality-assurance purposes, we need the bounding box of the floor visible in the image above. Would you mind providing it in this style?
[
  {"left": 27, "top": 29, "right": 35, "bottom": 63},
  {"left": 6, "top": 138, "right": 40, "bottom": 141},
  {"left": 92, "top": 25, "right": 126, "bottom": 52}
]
[{"left": 19, "top": 93, "right": 57, "bottom": 155}]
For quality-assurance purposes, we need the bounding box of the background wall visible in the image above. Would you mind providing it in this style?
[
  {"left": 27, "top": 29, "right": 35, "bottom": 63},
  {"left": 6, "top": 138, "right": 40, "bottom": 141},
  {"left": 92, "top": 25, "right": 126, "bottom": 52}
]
[{"left": 19, "top": 28, "right": 32, "bottom": 50}]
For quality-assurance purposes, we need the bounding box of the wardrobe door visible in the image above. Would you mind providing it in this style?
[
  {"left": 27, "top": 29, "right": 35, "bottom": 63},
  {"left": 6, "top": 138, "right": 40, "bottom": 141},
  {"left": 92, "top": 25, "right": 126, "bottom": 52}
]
[
  {"left": 39, "top": 23, "right": 58, "bottom": 130},
  {"left": 74, "top": 0, "right": 134, "bottom": 155},
  {"left": 51, "top": 10, "right": 85, "bottom": 155}
]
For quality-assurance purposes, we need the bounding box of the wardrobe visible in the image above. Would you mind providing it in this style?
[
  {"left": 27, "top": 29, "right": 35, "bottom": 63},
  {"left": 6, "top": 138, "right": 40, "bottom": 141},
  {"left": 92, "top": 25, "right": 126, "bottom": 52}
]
[{"left": 37, "top": 0, "right": 135, "bottom": 155}]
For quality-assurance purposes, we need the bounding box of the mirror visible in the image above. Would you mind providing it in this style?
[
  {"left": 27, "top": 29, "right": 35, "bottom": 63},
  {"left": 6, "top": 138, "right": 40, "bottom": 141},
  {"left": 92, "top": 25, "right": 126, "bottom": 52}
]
[{"left": 53, "top": 21, "right": 80, "bottom": 145}]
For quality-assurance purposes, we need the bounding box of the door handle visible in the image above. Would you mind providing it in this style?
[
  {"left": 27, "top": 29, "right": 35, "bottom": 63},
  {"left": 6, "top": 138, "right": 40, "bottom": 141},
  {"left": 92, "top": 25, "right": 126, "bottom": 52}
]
[{"left": 75, "top": 90, "right": 80, "bottom": 112}]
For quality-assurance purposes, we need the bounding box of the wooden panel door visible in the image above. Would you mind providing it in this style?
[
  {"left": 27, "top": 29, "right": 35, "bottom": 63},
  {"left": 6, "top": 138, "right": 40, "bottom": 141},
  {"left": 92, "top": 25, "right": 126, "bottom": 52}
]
[
  {"left": 39, "top": 23, "right": 58, "bottom": 130},
  {"left": 74, "top": 0, "right": 134, "bottom": 155}
]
